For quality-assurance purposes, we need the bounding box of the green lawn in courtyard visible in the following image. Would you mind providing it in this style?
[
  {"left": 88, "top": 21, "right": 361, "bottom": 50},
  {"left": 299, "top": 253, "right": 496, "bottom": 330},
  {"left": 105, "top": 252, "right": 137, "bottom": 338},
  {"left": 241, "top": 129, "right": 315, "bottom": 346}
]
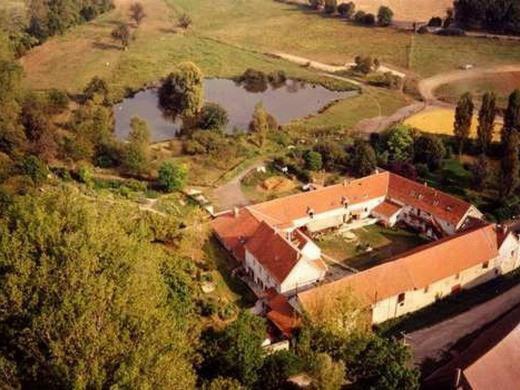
[{"left": 316, "top": 224, "right": 428, "bottom": 271}]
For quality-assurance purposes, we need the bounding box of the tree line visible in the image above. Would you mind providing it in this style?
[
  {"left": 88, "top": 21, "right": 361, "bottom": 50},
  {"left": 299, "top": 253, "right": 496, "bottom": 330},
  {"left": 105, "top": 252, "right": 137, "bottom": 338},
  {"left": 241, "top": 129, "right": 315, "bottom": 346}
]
[
  {"left": 454, "top": 0, "right": 520, "bottom": 35},
  {"left": 0, "top": 0, "right": 114, "bottom": 56}
]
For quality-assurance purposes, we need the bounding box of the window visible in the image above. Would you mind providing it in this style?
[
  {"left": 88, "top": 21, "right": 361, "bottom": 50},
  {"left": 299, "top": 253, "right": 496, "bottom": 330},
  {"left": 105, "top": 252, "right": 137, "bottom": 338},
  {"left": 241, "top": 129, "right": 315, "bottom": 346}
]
[
  {"left": 482, "top": 261, "right": 489, "bottom": 269},
  {"left": 397, "top": 293, "right": 405, "bottom": 305}
]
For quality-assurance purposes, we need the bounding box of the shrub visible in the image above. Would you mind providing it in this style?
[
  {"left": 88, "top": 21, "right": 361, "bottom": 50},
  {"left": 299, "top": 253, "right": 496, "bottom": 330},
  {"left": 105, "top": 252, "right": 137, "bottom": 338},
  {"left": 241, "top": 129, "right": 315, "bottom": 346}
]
[
  {"left": 304, "top": 150, "right": 323, "bottom": 171},
  {"left": 158, "top": 161, "right": 188, "bottom": 192},
  {"left": 366, "top": 72, "right": 402, "bottom": 89},
  {"left": 354, "top": 10, "right": 366, "bottom": 24},
  {"left": 363, "top": 13, "right": 376, "bottom": 25},
  {"left": 417, "top": 25, "right": 429, "bottom": 34},
  {"left": 20, "top": 155, "right": 48, "bottom": 185}
]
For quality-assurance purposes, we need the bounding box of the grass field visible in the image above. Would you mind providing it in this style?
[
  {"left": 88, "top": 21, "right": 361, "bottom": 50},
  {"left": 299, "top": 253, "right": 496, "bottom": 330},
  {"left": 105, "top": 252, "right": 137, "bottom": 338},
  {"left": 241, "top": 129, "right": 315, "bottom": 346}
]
[
  {"left": 405, "top": 107, "right": 502, "bottom": 140},
  {"left": 435, "top": 71, "right": 520, "bottom": 107},
  {"left": 317, "top": 224, "right": 427, "bottom": 271}
]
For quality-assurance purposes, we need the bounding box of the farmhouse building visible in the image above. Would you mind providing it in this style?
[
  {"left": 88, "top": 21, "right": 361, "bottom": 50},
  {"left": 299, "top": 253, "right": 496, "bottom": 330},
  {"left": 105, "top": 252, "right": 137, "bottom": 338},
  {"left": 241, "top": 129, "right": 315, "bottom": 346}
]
[{"left": 212, "top": 171, "right": 520, "bottom": 329}]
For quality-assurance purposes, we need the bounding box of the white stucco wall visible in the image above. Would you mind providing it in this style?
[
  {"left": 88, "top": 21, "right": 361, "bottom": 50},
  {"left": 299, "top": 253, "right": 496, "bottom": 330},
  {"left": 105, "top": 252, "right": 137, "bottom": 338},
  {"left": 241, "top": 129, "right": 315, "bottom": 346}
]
[
  {"left": 280, "top": 258, "right": 325, "bottom": 295},
  {"left": 371, "top": 257, "right": 501, "bottom": 324}
]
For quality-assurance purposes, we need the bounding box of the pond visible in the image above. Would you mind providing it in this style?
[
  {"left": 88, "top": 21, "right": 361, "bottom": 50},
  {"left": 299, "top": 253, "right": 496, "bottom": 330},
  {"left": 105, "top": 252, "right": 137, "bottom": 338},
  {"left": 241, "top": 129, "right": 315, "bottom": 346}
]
[{"left": 114, "top": 78, "right": 358, "bottom": 142}]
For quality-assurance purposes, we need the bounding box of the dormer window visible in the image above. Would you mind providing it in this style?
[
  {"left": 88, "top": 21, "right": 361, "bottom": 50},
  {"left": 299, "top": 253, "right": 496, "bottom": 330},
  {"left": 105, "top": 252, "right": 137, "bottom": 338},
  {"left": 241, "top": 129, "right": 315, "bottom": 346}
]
[
  {"left": 307, "top": 207, "right": 315, "bottom": 219},
  {"left": 341, "top": 196, "right": 349, "bottom": 208}
]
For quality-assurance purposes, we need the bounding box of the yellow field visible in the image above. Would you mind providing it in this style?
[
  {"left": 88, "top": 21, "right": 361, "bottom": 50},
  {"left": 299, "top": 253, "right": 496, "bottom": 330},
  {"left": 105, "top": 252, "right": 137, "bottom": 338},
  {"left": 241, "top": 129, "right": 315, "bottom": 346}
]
[{"left": 404, "top": 108, "right": 502, "bottom": 140}]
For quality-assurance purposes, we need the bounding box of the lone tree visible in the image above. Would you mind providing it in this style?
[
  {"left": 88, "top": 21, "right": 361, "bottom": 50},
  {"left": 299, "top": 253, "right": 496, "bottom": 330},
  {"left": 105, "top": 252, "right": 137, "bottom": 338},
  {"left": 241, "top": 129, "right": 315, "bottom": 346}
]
[
  {"left": 500, "top": 128, "right": 520, "bottom": 198},
  {"left": 130, "top": 2, "right": 146, "bottom": 25},
  {"left": 249, "top": 103, "right": 271, "bottom": 147},
  {"left": 502, "top": 89, "right": 520, "bottom": 145},
  {"left": 453, "top": 92, "right": 474, "bottom": 156},
  {"left": 377, "top": 6, "right": 394, "bottom": 26},
  {"left": 158, "top": 161, "right": 188, "bottom": 192},
  {"left": 111, "top": 23, "right": 131, "bottom": 49},
  {"left": 477, "top": 91, "right": 497, "bottom": 154},
  {"left": 159, "top": 62, "right": 204, "bottom": 119}
]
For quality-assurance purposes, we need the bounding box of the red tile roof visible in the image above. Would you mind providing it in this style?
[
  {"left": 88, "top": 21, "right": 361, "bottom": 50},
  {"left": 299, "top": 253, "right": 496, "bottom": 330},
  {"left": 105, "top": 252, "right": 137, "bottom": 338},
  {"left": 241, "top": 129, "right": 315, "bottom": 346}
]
[
  {"left": 372, "top": 199, "right": 403, "bottom": 219},
  {"left": 211, "top": 208, "right": 260, "bottom": 262},
  {"left": 248, "top": 172, "right": 390, "bottom": 228},
  {"left": 387, "top": 174, "right": 473, "bottom": 226},
  {"left": 266, "top": 293, "right": 301, "bottom": 337},
  {"left": 298, "top": 224, "right": 499, "bottom": 309},
  {"left": 245, "top": 222, "right": 301, "bottom": 284}
]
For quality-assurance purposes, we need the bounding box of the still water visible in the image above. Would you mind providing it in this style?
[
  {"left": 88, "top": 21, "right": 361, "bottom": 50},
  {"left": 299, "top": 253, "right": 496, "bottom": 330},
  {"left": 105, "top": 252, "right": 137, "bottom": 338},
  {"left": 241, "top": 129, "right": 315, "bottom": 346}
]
[{"left": 114, "top": 78, "right": 357, "bottom": 142}]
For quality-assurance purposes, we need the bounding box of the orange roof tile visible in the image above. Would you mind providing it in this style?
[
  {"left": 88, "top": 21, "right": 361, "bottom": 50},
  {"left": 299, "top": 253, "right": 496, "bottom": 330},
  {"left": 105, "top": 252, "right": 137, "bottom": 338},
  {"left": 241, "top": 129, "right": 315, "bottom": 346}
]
[
  {"left": 245, "top": 222, "right": 301, "bottom": 283},
  {"left": 211, "top": 208, "right": 260, "bottom": 262},
  {"left": 298, "top": 224, "right": 499, "bottom": 310},
  {"left": 266, "top": 293, "right": 301, "bottom": 337},
  {"left": 372, "top": 199, "right": 403, "bottom": 219},
  {"left": 387, "top": 173, "right": 473, "bottom": 226},
  {"left": 248, "top": 172, "right": 390, "bottom": 228}
]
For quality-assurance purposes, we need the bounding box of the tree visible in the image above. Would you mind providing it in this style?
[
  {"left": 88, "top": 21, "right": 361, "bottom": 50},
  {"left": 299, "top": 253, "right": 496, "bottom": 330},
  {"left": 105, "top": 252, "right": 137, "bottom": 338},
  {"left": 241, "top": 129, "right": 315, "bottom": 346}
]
[
  {"left": 337, "top": 2, "right": 355, "bottom": 19},
  {"left": 470, "top": 154, "right": 489, "bottom": 191},
  {"left": 159, "top": 62, "right": 204, "bottom": 119},
  {"left": 158, "top": 161, "right": 188, "bottom": 191},
  {"left": 111, "top": 23, "right": 131, "bottom": 49},
  {"left": 477, "top": 91, "right": 497, "bottom": 154},
  {"left": 377, "top": 6, "right": 394, "bottom": 26},
  {"left": 0, "top": 190, "right": 196, "bottom": 388},
  {"left": 500, "top": 128, "right": 520, "bottom": 198},
  {"left": 204, "top": 377, "right": 245, "bottom": 390},
  {"left": 414, "top": 134, "right": 445, "bottom": 170},
  {"left": 256, "top": 350, "right": 303, "bottom": 390},
  {"left": 314, "top": 141, "right": 346, "bottom": 171},
  {"left": 21, "top": 93, "right": 57, "bottom": 162},
  {"left": 198, "top": 103, "right": 229, "bottom": 131},
  {"left": 305, "top": 150, "right": 323, "bottom": 171},
  {"left": 350, "top": 140, "right": 376, "bottom": 177},
  {"left": 249, "top": 103, "right": 271, "bottom": 147},
  {"left": 199, "top": 311, "right": 266, "bottom": 386},
  {"left": 310, "top": 353, "right": 345, "bottom": 390},
  {"left": 352, "top": 56, "right": 378, "bottom": 74},
  {"left": 324, "top": 0, "right": 337, "bottom": 14},
  {"left": 383, "top": 125, "right": 415, "bottom": 162},
  {"left": 123, "top": 116, "right": 150, "bottom": 175},
  {"left": 502, "top": 89, "right": 520, "bottom": 144},
  {"left": 347, "top": 336, "right": 419, "bottom": 390},
  {"left": 453, "top": 92, "right": 474, "bottom": 156},
  {"left": 129, "top": 2, "right": 146, "bottom": 25}
]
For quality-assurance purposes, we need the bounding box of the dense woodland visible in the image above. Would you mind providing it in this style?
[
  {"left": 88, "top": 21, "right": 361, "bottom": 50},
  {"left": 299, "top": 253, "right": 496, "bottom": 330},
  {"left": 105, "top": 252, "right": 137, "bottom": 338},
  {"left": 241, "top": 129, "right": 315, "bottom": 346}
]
[{"left": 454, "top": 0, "right": 520, "bottom": 34}]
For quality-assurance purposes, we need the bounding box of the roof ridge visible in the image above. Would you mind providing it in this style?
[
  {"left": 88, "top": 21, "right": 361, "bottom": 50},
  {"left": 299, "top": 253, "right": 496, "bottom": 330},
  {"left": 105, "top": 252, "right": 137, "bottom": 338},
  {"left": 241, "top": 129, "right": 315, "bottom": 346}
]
[{"left": 248, "top": 171, "right": 390, "bottom": 212}]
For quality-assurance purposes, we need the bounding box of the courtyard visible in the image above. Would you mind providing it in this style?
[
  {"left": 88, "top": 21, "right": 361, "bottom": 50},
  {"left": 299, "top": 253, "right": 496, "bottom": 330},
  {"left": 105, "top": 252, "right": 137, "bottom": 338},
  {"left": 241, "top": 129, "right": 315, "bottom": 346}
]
[{"left": 315, "top": 223, "right": 429, "bottom": 272}]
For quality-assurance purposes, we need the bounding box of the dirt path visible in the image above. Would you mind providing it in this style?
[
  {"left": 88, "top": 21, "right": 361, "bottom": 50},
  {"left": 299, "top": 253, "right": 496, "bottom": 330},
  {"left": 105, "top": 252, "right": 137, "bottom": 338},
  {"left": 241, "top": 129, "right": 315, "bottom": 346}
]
[
  {"left": 407, "top": 282, "right": 520, "bottom": 365},
  {"left": 418, "top": 64, "right": 520, "bottom": 105},
  {"left": 209, "top": 161, "right": 266, "bottom": 212}
]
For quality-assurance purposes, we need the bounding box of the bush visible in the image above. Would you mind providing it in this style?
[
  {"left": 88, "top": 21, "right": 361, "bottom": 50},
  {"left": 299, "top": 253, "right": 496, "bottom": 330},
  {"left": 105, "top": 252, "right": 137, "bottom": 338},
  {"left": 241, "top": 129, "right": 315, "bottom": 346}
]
[
  {"left": 20, "top": 155, "right": 48, "bottom": 185},
  {"left": 198, "top": 103, "right": 229, "bottom": 131},
  {"left": 304, "top": 150, "right": 323, "bottom": 171},
  {"left": 366, "top": 72, "right": 402, "bottom": 89},
  {"left": 158, "top": 161, "right": 188, "bottom": 192},
  {"left": 417, "top": 25, "right": 429, "bottom": 34},
  {"left": 354, "top": 10, "right": 366, "bottom": 24},
  {"left": 77, "top": 164, "right": 93, "bottom": 185},
  {"left": 178, "top": 14, "right": 192, "bottom": 29},
  {"left": 363, "top": 13, "right": 376, "bottom": 25},
  {"left": 218, "top": 303, "right": 236, "bottom": 321}
]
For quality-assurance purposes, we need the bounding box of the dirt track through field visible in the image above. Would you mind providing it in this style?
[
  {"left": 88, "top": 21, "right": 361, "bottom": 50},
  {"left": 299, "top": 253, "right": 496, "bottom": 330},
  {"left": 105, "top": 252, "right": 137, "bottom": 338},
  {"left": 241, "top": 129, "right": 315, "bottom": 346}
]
[{"left": 418, "top": 64, "right": 520, "bottom": 104}]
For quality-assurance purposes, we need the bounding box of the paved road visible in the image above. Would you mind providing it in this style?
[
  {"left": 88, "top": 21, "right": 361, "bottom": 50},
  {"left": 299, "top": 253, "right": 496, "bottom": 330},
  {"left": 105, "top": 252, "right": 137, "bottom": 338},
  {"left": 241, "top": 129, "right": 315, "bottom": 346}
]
[{"left": 408, "top": 282, "right": 520, "bottom": 365}]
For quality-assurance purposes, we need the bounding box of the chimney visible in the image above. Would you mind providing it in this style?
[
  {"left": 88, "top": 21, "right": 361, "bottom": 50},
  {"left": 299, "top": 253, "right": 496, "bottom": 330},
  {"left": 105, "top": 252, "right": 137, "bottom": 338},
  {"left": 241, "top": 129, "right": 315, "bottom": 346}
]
[{"left": 233, "top": 207, "right": 240, "bottom": 218}]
